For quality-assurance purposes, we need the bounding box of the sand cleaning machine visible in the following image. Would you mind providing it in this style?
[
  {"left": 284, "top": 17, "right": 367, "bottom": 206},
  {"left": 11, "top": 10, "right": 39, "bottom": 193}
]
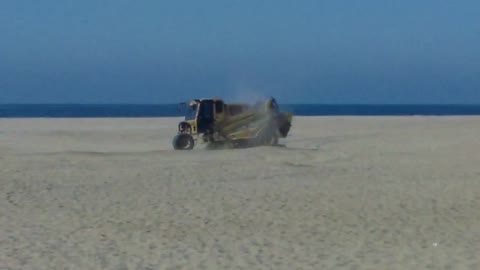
[{"left": 172, "top": 97, "right": 293, "bottom": 150}]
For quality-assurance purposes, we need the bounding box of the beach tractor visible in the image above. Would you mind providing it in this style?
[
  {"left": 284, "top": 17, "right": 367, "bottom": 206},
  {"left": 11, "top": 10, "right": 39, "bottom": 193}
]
[{"left": 172, "top": 97, "right": 293, "bottom": 150}]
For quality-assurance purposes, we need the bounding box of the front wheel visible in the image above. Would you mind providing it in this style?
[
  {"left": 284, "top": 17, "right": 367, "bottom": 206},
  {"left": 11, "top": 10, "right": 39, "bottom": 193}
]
[{"left": 172, "top": 134, "right": 195, "bottom": 150}]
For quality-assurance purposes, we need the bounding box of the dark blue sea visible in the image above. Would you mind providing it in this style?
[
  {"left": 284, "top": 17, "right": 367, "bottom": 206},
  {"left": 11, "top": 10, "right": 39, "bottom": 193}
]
[{"left": 1, "top": 104, "right": 480, "bottom": 118}]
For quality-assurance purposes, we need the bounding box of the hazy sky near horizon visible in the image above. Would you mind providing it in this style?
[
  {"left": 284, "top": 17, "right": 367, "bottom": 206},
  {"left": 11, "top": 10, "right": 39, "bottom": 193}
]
[{"left": 1, "top": 0, "right": 479, "bottom": 104}]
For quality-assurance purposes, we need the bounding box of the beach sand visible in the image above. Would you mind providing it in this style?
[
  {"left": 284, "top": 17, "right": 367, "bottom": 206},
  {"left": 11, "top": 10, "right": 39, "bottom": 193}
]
[{"left": 1, "top": 116, "right": 480, "bottom": 269}]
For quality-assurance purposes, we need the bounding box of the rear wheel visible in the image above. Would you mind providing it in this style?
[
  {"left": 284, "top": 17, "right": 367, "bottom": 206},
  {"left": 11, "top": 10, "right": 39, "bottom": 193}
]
[{"left": 172, "top": 134, "right": 195, "bottom": 150}]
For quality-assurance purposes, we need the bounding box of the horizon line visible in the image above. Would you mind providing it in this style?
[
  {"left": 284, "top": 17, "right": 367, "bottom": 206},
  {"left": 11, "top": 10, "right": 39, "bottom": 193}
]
[{"left": 2, "top": 103, "right": 480, "bottom": 106}]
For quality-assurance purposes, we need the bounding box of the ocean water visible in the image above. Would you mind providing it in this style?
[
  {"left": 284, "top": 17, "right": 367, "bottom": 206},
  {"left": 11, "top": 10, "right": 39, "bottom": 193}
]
[{"left": 1, "top": 104, "right": 480, "bottom": 118}]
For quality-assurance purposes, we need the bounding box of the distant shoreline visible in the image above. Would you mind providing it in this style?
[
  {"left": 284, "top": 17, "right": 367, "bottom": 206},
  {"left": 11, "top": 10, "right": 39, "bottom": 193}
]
[{"left": 2, "top": 104, "right": 480, "bottom": 117}]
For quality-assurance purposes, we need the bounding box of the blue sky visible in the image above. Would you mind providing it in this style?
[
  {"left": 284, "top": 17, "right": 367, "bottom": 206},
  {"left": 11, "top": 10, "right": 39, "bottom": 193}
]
[{"left": 1, "top": 0, "right": 479, "bottom": 104}]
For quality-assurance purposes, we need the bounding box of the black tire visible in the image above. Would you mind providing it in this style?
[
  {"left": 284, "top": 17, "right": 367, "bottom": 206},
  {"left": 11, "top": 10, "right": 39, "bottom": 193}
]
[
  {"left": 172, "top": 134, "right": 195, "bottom": 150},
  {"left": 276, "top": 114, "right": 291, "bottom": 138}
]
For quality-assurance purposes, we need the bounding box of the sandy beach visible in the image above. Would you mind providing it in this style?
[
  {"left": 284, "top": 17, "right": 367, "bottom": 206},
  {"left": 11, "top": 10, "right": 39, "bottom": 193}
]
[{"left": 1, "top": 116, "right": 480, "bottom": 269}]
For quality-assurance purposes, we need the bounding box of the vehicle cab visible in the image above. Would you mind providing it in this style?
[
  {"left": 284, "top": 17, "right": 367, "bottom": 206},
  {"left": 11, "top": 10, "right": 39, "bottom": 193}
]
[{"left": 178, "top": 99, "right": 221, "bottom": 135}]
